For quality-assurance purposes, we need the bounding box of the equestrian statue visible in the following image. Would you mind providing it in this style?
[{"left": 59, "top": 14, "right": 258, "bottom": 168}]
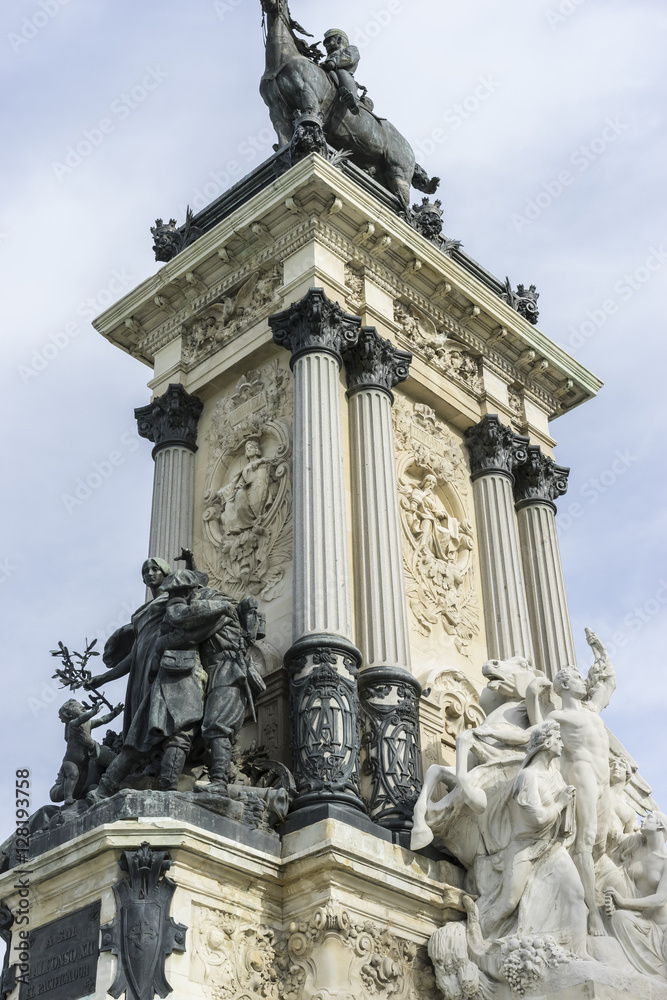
[{"left": 259, "top": 0, "right": 440, "bottom": 214}]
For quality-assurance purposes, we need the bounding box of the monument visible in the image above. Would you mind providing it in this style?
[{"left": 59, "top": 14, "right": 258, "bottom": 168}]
[{"left": 0, "top": 3, "right": 662, "bottom": 999}]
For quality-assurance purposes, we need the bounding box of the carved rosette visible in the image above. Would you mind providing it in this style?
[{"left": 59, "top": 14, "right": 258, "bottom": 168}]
[
  {"left": 203, "top": 361, "right": 293, "bottom": 602},
  {"left": 393, "top": 396, "right": 480, "bottom": 657},
  {"left": 270, "top": 287, "right": 361, "bottom": 367},
  {"left": 358, "top": 668, "right": 422, "bottom": 831},
  {"left": 464, "top": 414, "right": 529, "bottom": 481},
  {"left": 344, "top": 326, "right": 412, "bottom": 399},
  {"left": 286, "top": 638, "right": 364, "bottom": 813},
  {"left": 135, "top": 383, "right": 204, "bottom": 457},
  {"left": 101, "top": 843, "right": 187, "bottom": 1000},
  {"left": 513, "top": 444, "right": 570, "bottom": 511}
]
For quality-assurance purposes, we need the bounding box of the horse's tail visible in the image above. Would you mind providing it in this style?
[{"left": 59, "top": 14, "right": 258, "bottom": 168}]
[{"left": 413, "top": 163, "right": 440, "bottom": 195}]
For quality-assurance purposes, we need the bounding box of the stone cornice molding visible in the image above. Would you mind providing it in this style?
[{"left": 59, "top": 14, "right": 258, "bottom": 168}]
[
  {"left": 513, "top": 444, "right": 570, "bottom": 510},
  {"left": 344, "top": 327, "right": 412, "bottom": 401},
  {"left": 269, "top": 287, "right": 361, "bottom": 368},
  {"left": 135, "top": 383, "right": 204, "bottom": 457},
  {"left": 465, "top": 414, "right": 529, "bottom": 481}
]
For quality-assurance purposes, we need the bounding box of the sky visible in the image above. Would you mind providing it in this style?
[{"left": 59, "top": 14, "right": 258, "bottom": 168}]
[{"left": 0, "top": 0, "right": 665, "bottom": 834}]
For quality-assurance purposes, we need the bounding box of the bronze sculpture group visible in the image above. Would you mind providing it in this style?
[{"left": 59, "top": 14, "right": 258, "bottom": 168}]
[{"left": 50, "top": 552, "right": 266, "bottom": 807}]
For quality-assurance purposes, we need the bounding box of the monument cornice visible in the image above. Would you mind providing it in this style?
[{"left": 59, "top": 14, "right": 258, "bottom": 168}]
[{"left": 93, "top": 154, "right": 602, "bottom": 418}]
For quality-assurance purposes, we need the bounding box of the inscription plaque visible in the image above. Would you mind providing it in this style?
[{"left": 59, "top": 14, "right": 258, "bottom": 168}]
[{"left": 20, "top": 901, "right": 100, "bottom": 1000}]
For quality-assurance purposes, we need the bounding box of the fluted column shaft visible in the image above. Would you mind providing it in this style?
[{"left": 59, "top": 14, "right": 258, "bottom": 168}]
[
  {"left": 344, "top": 329, "right": 421, "bottom": 832},
  {"left": 271, "top": 289, "right": 365, "bottom": 817},
  {"left": 347, "top": 385, "right": 410, "bottom": 668},
  {"left": 515, "top": 447, "right": 575, "bottom": 678},
  {"left": 135, "top": 383, "right": 203, "bottom": 570},
  {"left": 465, "top": 415, "right": 534, "bottom": 662},
  {"left": 292, "top": 349, "right": 352, "bottom": 639},
  {"left": 148, "top": 447, "right": 196, "bottom": 569}
]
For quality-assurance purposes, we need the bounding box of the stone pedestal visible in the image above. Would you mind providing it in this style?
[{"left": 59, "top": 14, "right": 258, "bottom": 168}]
[
  {"left": 514, "top": 445, "right": 575, "bottom": 677},
  {"left": 0, "top": 808, "right": 463, "bottom": 1000},
  {"left": 465, "top": 415, "right": 534, "bottom": 661},
  {"left": 271, "top": 289, "right": 365, "bottom": 817},
  {"left": 135, "top": 383, "right": 203, "bottom": 569}
]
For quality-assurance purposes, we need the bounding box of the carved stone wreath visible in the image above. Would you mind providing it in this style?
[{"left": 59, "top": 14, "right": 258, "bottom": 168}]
[
  {"left": 393, "top": 396, "right": 480, "bottom": 657},
  {"left": 203, "top": 361, "right": 293, "bottom": 601}
]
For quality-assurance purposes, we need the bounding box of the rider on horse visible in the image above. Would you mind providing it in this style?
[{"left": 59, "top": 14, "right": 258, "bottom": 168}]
[{"left": 322, "top": 29, "right": 361, "bottom": 116}]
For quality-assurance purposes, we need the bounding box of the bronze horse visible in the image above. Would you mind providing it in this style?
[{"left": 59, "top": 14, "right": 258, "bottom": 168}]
[{"left": 259, "top": 0, "right": 439, "bottom": 213}]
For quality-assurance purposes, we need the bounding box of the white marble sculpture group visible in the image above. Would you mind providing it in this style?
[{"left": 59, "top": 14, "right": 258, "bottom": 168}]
[{"left": 413, "top": 630, "right": 667, "bottom": 997}]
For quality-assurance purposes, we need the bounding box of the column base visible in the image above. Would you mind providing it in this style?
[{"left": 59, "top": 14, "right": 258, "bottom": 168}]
[
  {"left": 358, "top": 666, "right": 422, "bottom": 833},
  {"left": 285, "top": 633, "right": 366, "bottom": 818}
]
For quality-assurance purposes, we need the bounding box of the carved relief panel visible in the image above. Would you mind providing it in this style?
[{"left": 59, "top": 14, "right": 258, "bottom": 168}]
[
  {"left": 202, "top": 360, "right": 293, "bottom": 602},
  {"left": 393, "top": 395, "right": 480, "bottom": 659},
  {"left": 183, "top": 266, "right": 283, "bottom": 367},
  {"left": 191, "top": 903, "right": 278, "bottom": 999},
  {"left": 393, "top": 300, "right": 481, "bottom": 393}
]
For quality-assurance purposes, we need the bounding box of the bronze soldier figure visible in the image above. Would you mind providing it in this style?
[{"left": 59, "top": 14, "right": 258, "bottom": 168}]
[{"left": 322, "top": 29, "right": 361, "bottom": 115}]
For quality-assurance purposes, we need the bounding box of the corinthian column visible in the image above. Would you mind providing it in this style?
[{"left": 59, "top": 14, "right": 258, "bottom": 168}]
[
  {"left": 270, "top": 288, "right": 365, "bottom": 818},
  {"left": 464, "top": 415, "right": 534, "bottom": 662},
  {"left": 344, "top": 328, "right": 422, "bottom": 832},
  {"left": 135, "top": 383, "right": 203, "bottom": 570},
  {"left": 514, "top": 446, "right": 575, "bottom": 678}
]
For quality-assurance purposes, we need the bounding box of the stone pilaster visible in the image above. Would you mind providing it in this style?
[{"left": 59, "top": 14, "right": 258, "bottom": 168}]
[
  {"left": 464, "top": 415, "right": 534, "bottom": 662},
  {"left": 344, "top": 328, "right": 422, "bottom": 831},
  {"left": 270, "top": 288, "right": 365, "bottom": 817},
  {"left": 135, "top": 383, "right": 203, "bottom": 569},
  {"left": 514, "top": 446, "right": 575, "bottom": 678}
]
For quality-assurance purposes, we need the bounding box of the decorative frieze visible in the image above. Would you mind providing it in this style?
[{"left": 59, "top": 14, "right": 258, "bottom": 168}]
[
  {"left": 394, "top": 301, "right": 481, "bottom": 394},
  {"left": 278, "top": 903, "right": 437, "bottom": 1000},
  {"left": 191, "top": 902, "right": 277, "bottom": 998},
  {"left": 422, "top": 667, "right": 485, "bottom": 749},
  {"left": 182, "top": 266, "right": 282, "bottom": 366},
  {"left": 203, "top": 361, "right": 293, "bottom": 602},
  {"left": 135, "top": 383, "right": 203, "bottom": 456}
]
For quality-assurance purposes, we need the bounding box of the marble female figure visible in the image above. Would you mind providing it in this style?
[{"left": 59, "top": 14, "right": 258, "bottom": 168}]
[{"left": 605, "top": 812, "right": 667, "bottom": 979}]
